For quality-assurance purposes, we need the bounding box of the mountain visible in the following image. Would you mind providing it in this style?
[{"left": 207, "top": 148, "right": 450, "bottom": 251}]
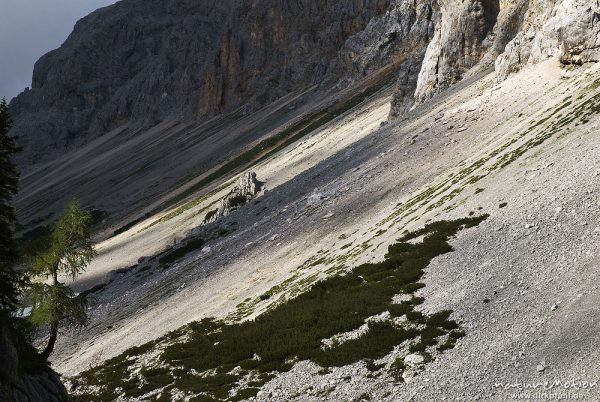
[
  {"left": 11, "top": 0, "right": 442, "bottom": 235},
  {"left": 8, "top": 0, "right": 600, "bottom": 401},
  {"left": 10, "top": 0, "right": 394, "bottom": 168}
]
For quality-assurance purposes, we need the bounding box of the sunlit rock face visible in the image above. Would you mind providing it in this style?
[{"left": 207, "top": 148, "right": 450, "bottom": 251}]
[
  {"left": 391, "top": 0, "right": 600, "bottom": 114},
  {"left": 495, "top": 0, "right": 600, "bottom": 82}
]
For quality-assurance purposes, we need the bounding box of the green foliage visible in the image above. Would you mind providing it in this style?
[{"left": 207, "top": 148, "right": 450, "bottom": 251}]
[
  {"left": 27, "top": 199, "right": 96, "bottom": 356},
  {"left": 28, "top": 282, "right": 87, "bottom": 327},
  {"left": 0, "top": 98, "right": 24, "bottom": 312},
  {"left": 364, "top": 359, "right": 385, "bottom": 372},
  {"left": 0, "top": 99, "right": 49, "bottom": 379},
  {"left": 73, "top": 216, "right": 487, "bottom": 400},
  {"left": 389, "top": 357, "right": 406, "bottom": 382},
  {"left": 31, "top": 199, "right": 96, "bottom": 281}
]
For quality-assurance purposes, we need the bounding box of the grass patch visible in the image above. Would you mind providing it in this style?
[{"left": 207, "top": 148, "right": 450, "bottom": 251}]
[{"left": 388, "top": 357, "right": 406, "bottom": 382}]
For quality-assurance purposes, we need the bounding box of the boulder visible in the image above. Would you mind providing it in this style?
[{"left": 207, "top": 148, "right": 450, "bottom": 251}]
[
  {"left": 204, "top": 172, "right": 265, "bottom": 224},
  {"left": 404, "top": 353, "right": 425, "bottom": 365}
]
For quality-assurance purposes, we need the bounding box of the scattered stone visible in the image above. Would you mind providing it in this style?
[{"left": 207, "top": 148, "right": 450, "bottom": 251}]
[
  {"left": 537, "top": 362, "right": 547, "bottom": 373},
  {"left": 404, "top": 354, "right": 425, "bottom": 365},
  {"left": 307, "top": 193, "right": 325, "bottom": 207}
]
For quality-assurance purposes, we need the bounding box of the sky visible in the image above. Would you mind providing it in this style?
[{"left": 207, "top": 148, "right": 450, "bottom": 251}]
[{"left": 0, "top": 0, "right": 118, "bottom": 101}]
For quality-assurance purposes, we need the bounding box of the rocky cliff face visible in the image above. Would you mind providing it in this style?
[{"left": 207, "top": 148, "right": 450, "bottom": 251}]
[
  {"left": 401, "top": 0, "right": 600, "bottom": 110},
  {"left": 9, "top": 0, "right": 392, "bottom": 168},
  {"left": 413, "top": 0, "right": 500, "bottom": 103},
  {"left": 495, "top": 0, "right": 600, "bottom": 82},
  {"left": 0, "top": 324, "right": 68, "bottom": 402},
  {"left": 10, "top": 0, "right": 600, "bottom": 168}
]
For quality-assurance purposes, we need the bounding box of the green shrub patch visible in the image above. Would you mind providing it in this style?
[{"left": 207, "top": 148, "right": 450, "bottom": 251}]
[{"left": 73, "top": 216, "right": 486, "bottom": 401}]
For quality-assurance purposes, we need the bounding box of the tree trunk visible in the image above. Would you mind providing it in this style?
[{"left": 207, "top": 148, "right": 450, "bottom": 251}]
[
  {"left": 40, "top": 268, "right": 60, "bottom": 359},
  {"left": 40, "top": 322, "right": 58, "bottom": 360}
]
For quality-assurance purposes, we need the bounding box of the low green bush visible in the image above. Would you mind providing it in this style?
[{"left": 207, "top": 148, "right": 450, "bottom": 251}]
[{"left": 73, "top": 215, "right": 487, "bottom": 401}]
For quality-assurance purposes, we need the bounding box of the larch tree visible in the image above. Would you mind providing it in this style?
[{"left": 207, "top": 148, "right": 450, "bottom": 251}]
[{"left": 29, "top": 199, "right": 97, "bottom": 359}]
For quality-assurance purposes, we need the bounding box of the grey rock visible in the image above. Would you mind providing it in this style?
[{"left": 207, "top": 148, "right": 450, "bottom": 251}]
[
  {"left": 307, "top": 193, "right": 325, "bottom": 207},
  {"left": 496, "top": 0, "right": 600, "bottom": 83},
  {"left": 387, "top": 0, "right": 441, "bottom": 118},
  {"left": 9, "top": 0, "right": 393, "bottom": 169},
  {"left": 205, "top": 172, "right": 265, "bottom": 224},
  {"left": 390, "top": 0, "right": 600, "bottom": 117},
  {"left": 0, "top": 326, "right": 68, "bottom": 402},
  {"left": 414, "top": 0, "right": 500, "bottom": 104},
  {"left": 405, "top": 353, "right": 425, "bottom": 365}
]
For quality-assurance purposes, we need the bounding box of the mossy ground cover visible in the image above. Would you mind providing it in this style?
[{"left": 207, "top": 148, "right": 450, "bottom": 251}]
[
  {"left": 72, "top": 215, "right": 486, "bottom": 401},
  {"left": 158, "top": 237, "right": 206, "bottom": 266},
  {"left": 375, "top": 77, "right": 600, "bottom": 236}
]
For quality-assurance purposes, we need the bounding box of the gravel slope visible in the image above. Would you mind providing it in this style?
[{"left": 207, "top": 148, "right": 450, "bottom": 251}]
[{"left": 53, "top": 59, "right": 600, "bottom": 401}]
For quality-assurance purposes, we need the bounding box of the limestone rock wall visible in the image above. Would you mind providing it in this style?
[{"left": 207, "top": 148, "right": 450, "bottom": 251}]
[
  {"left": 413, "top": 0, "right": 501, "bottom": 104},
  {"left": 495, "top": 0, "right": 600, "bottom": 82},
  {"left": 9, "top": 0, "right": 392, "bottom": 168},
  {"left": 404, "top": 0, "right": 600, "bottom": 109}
]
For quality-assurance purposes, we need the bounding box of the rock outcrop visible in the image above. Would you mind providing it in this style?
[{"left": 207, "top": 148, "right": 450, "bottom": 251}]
[
  {"left": 495, "top": 0, "right": 600, "bottom": 82},
  {"left": 414, "top": 0, "right": 501, "bottom": 104},
  {"left": 0, "top": 323, "right": 68, "bottom": 402},
  {"left": 204, "top": 172, "right": 265, "bottom": 224},
  {"left": 376, "top": 0, "right": 441, "bottom": 118},
  {"left": 392, "top": 0, "right": 600, "bottom": 112}
]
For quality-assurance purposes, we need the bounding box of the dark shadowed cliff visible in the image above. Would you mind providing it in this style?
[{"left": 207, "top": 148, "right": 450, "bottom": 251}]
[{"left": 9, "top": 0, "right": 394, "bottom": 168}]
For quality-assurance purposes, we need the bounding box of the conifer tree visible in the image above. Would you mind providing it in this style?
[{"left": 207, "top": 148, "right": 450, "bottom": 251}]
[
  {"left": 0, "top": 98, "right": 23, "bottom": 313},
  {"left": 29, "top": 199, "right": 96, "bottom": 358}
]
